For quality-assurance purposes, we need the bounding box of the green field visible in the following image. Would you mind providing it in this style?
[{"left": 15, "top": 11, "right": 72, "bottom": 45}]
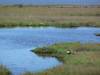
[
  {"left": 0, "top": 5, "right": 100, "bottom": 27},
  {"left": 28, "top": 42, "right": 100, "bottom": 75}
]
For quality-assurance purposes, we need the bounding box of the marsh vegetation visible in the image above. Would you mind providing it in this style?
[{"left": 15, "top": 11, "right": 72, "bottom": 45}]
[
  {"left": 0, "top": 65, "right": 11, "bottom": 75},
  {"left": 95, "top": 33, "right": 100, "bottom": 36},
  {"left": 29, "top": 42, "right": 100, "bottom": 75},
  {"left": 0, "top": 5, "right": 100, "bottom": 75},
  {"left": 0, "top": 5, "right": 100, "bottom": 27}
]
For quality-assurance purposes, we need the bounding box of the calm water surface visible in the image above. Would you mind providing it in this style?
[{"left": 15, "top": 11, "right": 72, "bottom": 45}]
[{"left": 0, "top": 27, "right": 100, "bottom": 75}]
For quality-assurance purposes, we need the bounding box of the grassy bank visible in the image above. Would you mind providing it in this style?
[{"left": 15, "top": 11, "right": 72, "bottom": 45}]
[
  {"left": 0, "top": 6, "right": 100, "bottom": 27},
  {"left": 27, "top": 42, "right": 100, "bottom": 75},
  {"left": 0, "top": 65, "right": 11, "bottom": 75}
]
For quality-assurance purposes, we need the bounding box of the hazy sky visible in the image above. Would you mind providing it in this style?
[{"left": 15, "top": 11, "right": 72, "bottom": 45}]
[{"left": 0, "top": 0, "right": 100, "bottom": 5}]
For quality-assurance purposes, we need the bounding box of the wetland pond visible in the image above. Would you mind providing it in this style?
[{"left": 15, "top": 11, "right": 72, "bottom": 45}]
[{"left": 0, "top": 27, "right": 100, "bottom": 75}]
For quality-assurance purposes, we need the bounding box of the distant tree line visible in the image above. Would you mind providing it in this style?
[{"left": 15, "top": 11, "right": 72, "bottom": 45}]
[{"left": 0, "top": 4, "right": 100, "bottom": 8}]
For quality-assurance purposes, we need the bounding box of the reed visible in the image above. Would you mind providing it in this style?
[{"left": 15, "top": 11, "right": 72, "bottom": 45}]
[{"left": 0, "top": 65, "right": 11, "bottom": 75}]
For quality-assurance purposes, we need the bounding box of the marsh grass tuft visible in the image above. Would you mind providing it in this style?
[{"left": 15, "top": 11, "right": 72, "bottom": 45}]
[
  {"left": 95, "top": 33, "right": 100, "bottom": 36},
  {"left": 0, "top": 65, "right": 11, "bottom": 75}
]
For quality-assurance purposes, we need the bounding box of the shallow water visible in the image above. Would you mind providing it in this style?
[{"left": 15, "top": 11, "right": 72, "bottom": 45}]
[{"left": 0, "top": 27, "right": 100, "bottom": 75}]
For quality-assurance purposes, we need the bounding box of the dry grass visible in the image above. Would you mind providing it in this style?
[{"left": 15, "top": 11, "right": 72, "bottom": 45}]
[
  {"left": 27, "top": 65, "right": 100, "bottom": 75},
  {"left": 0, "top": 6, "right": 100, "bottom": 27}
]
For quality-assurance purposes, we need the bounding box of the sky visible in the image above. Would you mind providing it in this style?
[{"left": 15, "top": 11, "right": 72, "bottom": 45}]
[{"left": 0, "top": 0, "right": 100, "bottom": 5}]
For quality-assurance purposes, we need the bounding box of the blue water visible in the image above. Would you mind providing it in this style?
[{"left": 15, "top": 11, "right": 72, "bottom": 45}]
[
  {"left": 0, "top": 0, "right": 100, "bottom": 5},
  {"left": 0, "top": 27, "right": 100, "bottom": 75}
]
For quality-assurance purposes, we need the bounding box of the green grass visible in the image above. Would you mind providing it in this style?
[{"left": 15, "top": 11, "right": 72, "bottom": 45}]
[
  {"left": 0, "top": 65, "right": 11, "bottom": 75},
  {"left": 27, "top": 42, "right": 100, "bottom": 75}
]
